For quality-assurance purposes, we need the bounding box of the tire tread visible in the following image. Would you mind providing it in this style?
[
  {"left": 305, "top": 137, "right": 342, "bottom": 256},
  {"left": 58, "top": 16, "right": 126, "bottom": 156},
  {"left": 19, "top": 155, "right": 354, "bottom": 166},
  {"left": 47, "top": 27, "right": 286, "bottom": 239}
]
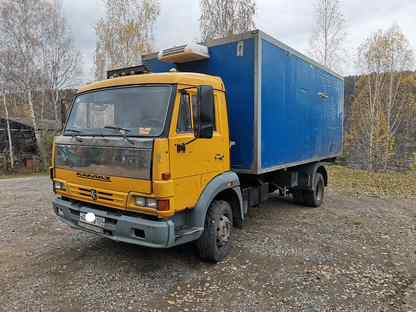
[{"left": 196, "top": 200, "right": 232, "bottom": 262}]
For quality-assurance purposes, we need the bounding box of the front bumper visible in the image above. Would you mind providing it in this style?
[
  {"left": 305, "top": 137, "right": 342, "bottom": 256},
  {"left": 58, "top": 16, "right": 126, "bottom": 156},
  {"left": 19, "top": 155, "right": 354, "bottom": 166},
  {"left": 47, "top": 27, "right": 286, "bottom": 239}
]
[{"left": 53, "top": 198, "right": 176, "bottom": 248}]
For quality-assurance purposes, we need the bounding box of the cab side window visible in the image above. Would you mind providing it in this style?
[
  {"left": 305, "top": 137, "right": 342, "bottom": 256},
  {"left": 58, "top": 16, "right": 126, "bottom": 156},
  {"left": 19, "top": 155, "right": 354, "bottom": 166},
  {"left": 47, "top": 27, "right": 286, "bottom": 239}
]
[{"left": 177, "top": 93, "right": 193, "bottom": 133}]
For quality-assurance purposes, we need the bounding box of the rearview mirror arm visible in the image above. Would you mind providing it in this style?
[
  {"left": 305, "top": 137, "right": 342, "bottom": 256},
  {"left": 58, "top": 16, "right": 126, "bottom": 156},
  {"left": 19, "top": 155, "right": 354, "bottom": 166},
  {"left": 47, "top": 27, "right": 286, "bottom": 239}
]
[{"left": 176, "top": 137, "right": 198, "bottom": 153}]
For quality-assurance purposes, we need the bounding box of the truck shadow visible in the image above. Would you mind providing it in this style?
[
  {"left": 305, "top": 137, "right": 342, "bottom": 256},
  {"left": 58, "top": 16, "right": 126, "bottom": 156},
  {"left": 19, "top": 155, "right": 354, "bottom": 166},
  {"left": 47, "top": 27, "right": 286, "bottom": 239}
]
[
  {"left": 62, "top": 235, "right": 203, "bottom": 271},
  {"left": 261, "top": 193, "right": 310, "bottom": 209},
  {"left": 36, "top": 236, "right": 204, "bottom": 288}
]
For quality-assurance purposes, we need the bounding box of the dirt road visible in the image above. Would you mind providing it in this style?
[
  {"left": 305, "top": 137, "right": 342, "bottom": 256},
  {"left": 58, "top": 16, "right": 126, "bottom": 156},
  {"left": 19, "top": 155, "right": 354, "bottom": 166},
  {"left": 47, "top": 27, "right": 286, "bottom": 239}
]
[{"left": 1, "top": 176, "right": 415, "bottom": 311}]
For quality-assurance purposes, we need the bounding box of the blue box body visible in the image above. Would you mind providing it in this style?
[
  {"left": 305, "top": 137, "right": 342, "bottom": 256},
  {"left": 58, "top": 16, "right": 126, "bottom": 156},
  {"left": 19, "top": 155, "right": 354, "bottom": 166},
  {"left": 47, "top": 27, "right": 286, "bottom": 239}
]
[{"left": 144, "top": 30, "right": 344, "bottom": 174}]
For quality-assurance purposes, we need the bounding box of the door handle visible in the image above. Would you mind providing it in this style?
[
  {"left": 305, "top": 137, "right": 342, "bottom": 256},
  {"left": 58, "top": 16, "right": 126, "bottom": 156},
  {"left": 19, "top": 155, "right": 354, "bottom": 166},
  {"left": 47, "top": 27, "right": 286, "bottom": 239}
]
[{"left": 215, "top": 154, "right": 224, "bottom": 160}]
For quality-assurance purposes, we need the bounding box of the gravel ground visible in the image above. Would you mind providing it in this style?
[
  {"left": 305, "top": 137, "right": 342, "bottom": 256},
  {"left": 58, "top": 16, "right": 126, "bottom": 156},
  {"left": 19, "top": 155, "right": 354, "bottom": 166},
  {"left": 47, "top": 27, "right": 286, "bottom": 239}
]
[{"left": 0, "top": 176, "right": 415, "bottom": 312}]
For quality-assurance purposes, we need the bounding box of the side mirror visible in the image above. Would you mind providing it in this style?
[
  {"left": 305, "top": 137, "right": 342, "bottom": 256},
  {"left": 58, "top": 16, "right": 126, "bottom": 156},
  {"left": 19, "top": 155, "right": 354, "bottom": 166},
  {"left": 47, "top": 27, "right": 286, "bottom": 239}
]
[{"left": 195, "top": 85, "right": 214, "bottom": 139}]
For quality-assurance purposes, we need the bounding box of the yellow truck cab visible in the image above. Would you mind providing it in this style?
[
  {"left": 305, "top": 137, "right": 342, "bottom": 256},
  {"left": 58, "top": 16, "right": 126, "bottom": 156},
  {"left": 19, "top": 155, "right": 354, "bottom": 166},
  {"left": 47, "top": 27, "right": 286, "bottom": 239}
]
[
  {"left": 52, "top": 70, "right": 242, "bottom": 261},
  {"left": 51, "top": 31, "right": 343, "bottom": 262}
]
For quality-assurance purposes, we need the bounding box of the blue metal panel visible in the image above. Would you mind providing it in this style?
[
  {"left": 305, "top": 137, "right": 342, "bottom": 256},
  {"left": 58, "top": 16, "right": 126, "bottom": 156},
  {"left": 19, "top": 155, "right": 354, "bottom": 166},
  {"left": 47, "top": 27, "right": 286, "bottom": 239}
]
[
  {"left": 178, "top": 39, "right": 256, "bottom": 170},
  {"left": 145, "top": 39, "right": 256, "bottom": 170},
  {"left": 260, "top": 38, "right": 343, "bottom": 170},
  {"left": 143, "top": 58, "right": 176, "bottom": 73}
]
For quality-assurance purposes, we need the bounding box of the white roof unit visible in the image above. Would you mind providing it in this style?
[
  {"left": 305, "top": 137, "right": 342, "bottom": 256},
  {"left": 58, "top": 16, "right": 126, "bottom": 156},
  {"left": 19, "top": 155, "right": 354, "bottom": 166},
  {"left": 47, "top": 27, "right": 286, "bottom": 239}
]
[{"left": 158, "top": 43, "right": 209, "bottom": 64}]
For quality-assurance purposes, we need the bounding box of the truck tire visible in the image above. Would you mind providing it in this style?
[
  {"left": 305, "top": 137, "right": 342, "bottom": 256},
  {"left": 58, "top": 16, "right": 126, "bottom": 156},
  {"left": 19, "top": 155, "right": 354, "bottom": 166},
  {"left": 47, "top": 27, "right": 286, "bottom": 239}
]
[
  {"left": 196, "top": 200, "right": 233, "bottom": 262},
  {"left": 303, "top": 173, "right": 325, "bottom": 207}
]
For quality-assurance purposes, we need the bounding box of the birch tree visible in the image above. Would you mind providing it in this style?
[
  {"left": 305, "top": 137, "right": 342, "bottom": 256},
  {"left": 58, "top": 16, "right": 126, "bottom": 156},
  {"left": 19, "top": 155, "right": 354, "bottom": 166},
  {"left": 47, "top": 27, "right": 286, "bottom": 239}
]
[
  {"left": 347, "top": 25, "right": 414, "bottom": 171},
  {"left": 0, "top": 0, "right": 81, "bottom": 169},
  {"left": 309, "top": 0, "right": 347, "bottom": 73},
  {"left": 381, "top": 25, "right": 414, "bottom": 170},
  {"left": 43, "top": 0, "right": 81, "bottom": 126},
  {"left": 200, "top": 0, "right": 256, "bottom": 42},
  {"left": 0, "top": 0, "right": 46, "bottom": 166},
  {"left": 2, "top": 90, "right": 14, "bottom": 169},
  {"left": 95, "top": 0, "right": 160, "bottom": 80}
]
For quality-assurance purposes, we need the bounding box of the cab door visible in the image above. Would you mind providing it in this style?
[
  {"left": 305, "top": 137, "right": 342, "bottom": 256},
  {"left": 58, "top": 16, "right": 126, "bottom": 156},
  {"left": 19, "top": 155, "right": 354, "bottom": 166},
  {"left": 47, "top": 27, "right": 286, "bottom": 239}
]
[{"left": 168, "top": 87, "right": 229, "bottom": 213}]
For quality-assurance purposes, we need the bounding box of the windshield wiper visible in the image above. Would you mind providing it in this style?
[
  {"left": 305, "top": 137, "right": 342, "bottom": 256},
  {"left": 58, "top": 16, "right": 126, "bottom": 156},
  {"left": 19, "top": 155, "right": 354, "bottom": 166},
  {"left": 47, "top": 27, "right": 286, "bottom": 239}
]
[
  {"left": 104, "top": 126, "right": 131, "bottom": 133},
  {"left": 104, "top": 126, "right": 134, "bottom": 144},
  {"left": 65, "top": 128, "right": 83, "bottom": 142}
]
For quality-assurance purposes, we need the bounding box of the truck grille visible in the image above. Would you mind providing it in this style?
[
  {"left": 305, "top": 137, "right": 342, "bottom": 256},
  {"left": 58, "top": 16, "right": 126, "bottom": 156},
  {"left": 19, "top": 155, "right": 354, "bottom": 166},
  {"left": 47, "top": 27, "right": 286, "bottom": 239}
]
[{"left": 67, "top": 183, "right": 126, "bottom": 208}]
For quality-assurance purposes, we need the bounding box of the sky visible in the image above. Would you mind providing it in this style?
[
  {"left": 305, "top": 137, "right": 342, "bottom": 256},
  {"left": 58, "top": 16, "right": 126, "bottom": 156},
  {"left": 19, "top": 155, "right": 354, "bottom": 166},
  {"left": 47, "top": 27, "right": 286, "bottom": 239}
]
[{"left": 62, "top": 0, "right": 416, "bottom": 84}]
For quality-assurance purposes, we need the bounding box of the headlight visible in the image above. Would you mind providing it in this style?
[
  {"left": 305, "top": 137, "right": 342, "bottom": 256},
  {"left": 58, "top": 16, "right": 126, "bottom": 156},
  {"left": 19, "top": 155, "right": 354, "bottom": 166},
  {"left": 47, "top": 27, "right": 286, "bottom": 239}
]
[
  {"left": 53, "top": 181, "right": 66, "bottom": 192},
  {"left": 146, "top": 199, "right": 158, "bottom": 209},
  {"left": 133, "top": 196, "right": 170, "bottom": 211},
  {"left": 135, "top": 196, "right": 146, "bottom": 207}
]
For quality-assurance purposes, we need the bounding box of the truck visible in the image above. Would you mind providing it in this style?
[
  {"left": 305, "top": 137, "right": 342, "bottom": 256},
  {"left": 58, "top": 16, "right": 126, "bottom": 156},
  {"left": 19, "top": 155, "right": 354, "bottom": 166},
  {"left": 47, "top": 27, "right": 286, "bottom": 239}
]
[{"left": 51, "top": 30, "right": 344, "bottom": 262}]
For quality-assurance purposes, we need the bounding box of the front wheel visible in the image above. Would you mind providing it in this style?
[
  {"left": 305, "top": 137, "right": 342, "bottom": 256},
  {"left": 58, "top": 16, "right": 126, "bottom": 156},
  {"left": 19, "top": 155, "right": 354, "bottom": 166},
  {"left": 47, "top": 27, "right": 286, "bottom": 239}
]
[{"left": 196, "top": 200, "right": 233, "bottom": 262}]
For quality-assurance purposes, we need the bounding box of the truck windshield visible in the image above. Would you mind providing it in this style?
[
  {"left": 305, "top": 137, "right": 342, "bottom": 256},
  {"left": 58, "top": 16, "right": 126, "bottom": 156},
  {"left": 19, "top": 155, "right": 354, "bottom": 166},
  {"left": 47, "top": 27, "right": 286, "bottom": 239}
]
[{"left": 65, "top": 85, "right": 174, "bottom": 137}]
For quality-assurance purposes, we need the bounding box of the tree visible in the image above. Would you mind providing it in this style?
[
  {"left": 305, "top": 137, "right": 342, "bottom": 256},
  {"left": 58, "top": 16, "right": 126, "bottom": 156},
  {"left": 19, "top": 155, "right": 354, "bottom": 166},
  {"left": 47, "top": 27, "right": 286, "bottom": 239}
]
[
  {"left": 309, "top": 0, "right": 347, "bottom": 73},
  {"left": 393, "top": 73, "right": 416, "bottom": 169},
  {"left": 347, "top": 25, "right": 415, "bottom": 171},
  {"left": 380, "top": 26, "right": 414, "bottom": 170},
  {"left": 0, "top": 1, "right": 45, "bottom": 92},
  {"left": 0, "top": 0, "right": 81, "bottom": 169},
  {"left": 200, "top": 0, "right": 256, "bottom": 42},
  {"left": 43, "top": 0, "right": 81, "bottom": 126},
  {"left": 2, "top": 90, "right": 14, "bottom": 169},
  {"left": 95, "top": 0, "right": 160, "bottom": 80},
  {"left": 0, "top": 0, "right": 47, "bottom": 167}
]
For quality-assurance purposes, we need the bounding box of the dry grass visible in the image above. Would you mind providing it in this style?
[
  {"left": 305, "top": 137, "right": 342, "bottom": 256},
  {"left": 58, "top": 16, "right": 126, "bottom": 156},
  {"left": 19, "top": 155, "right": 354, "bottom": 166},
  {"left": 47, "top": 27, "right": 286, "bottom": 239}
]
[
  {"left": 0, "top": 172, "right": 47, "bottom": 180},
  {"left": 328, "top": 165, "right": 416, "bottom": 199}
]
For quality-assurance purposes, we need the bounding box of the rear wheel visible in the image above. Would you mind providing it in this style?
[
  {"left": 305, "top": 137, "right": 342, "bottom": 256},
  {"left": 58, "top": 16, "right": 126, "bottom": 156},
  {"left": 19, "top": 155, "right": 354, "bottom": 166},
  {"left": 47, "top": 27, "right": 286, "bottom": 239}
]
[
  {"left": 196, "top": 200, "right": 233, "bottom": 262},
  {"left": 303, "top": 173, "right": 325, "bottom": 207}
]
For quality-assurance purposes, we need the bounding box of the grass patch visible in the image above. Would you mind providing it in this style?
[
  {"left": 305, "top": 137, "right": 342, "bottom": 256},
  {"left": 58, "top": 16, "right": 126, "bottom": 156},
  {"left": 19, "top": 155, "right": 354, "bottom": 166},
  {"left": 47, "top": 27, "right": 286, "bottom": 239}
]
[{"left": 327, "top": 165, "right": 416, "bottom": 199}]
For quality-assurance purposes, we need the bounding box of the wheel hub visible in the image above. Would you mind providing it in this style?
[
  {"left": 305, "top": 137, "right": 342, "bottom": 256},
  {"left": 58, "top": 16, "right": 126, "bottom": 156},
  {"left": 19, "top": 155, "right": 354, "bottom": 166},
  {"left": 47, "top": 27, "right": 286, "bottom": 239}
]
[
  {"left": 316, "top": 181, "right": 323, "bottom": 201},
  {"left": 217, "top": 215, "right": 231, "bottom": 246}
]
